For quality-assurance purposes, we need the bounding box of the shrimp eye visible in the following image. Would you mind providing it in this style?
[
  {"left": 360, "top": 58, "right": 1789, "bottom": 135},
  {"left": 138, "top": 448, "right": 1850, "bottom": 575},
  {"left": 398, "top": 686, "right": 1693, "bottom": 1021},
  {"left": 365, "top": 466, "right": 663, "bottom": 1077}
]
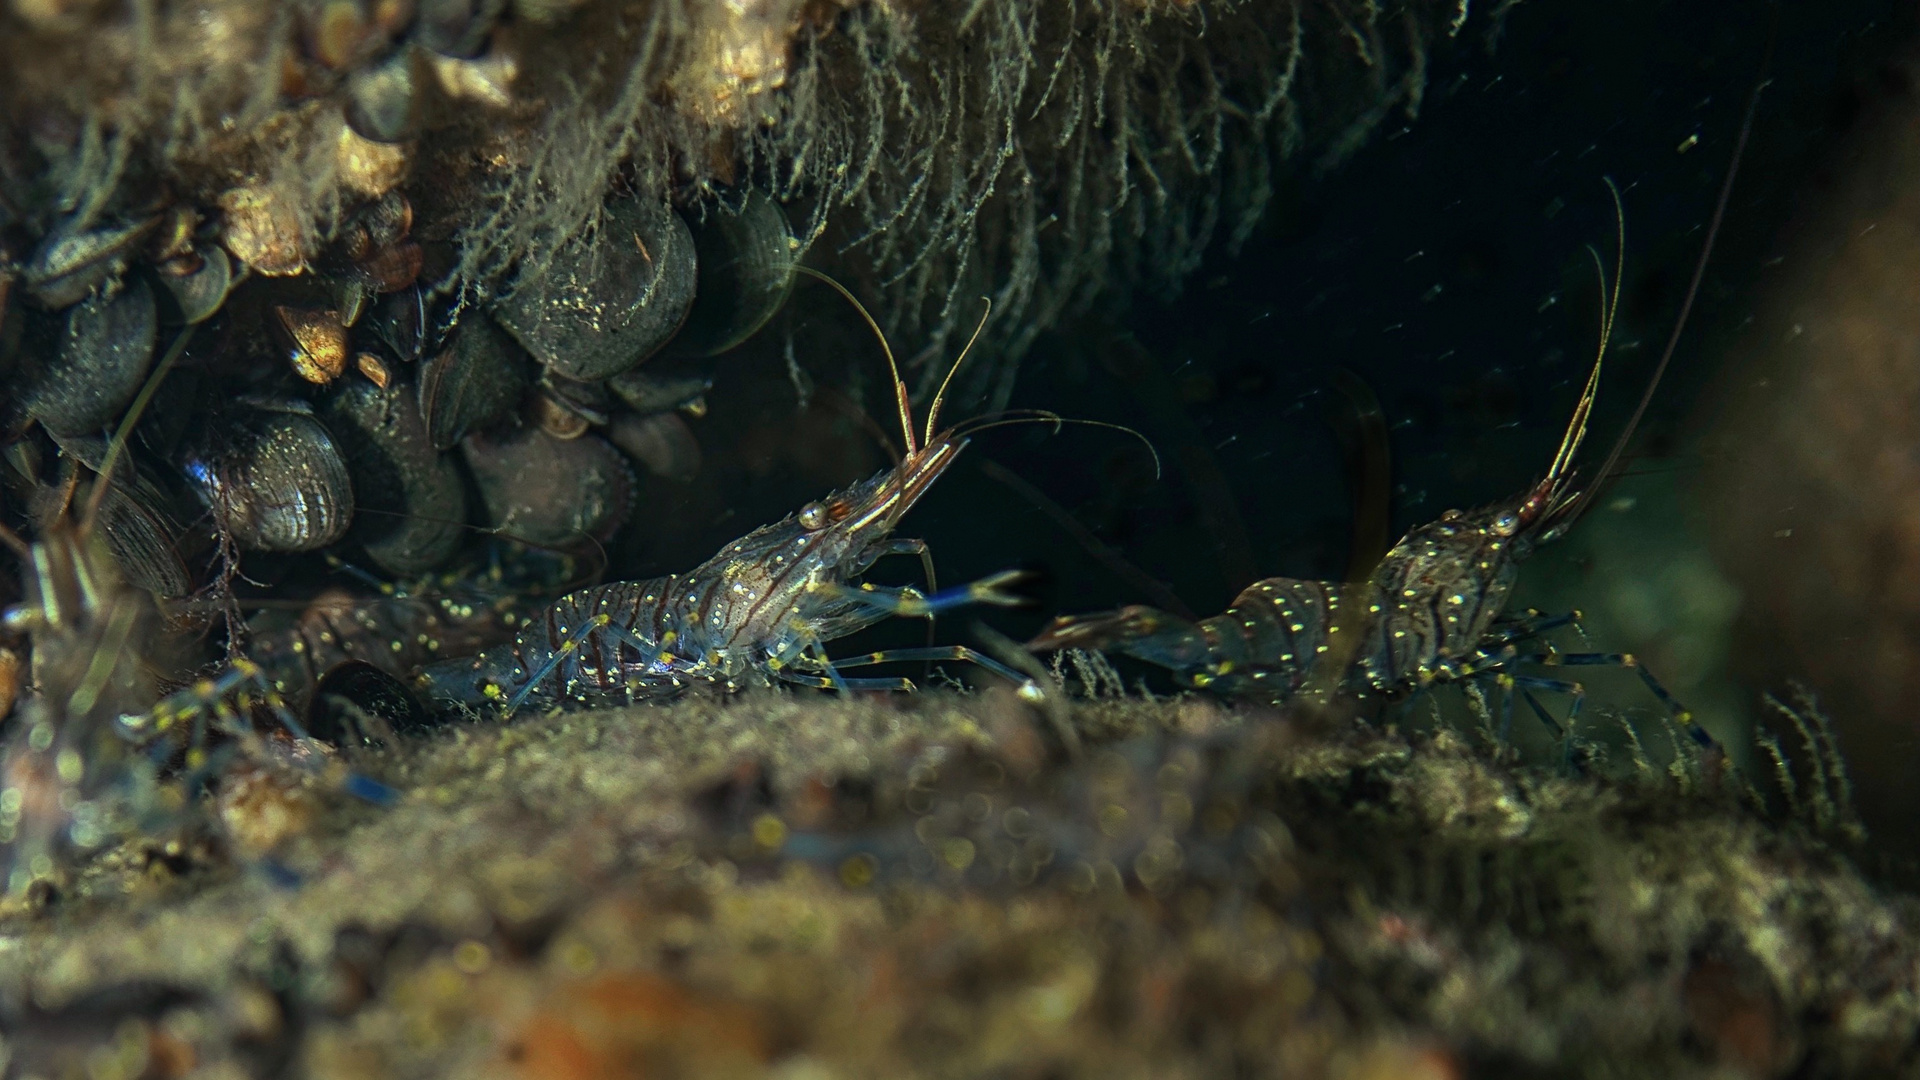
[
  {"left": 798, "top": 501, "right": 829, "bottom": 530},
  {"left": 1491, "top": 512, "right": 1520, "bottom": 536}
]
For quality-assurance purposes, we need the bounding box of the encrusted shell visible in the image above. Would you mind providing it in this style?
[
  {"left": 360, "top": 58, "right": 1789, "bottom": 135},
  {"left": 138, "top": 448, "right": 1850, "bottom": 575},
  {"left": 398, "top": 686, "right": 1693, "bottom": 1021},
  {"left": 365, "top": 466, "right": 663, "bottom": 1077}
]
[
  {"left": 493, "top": 198, "right": 696, "bottom": 381},
  {"left": 23, "top": 275, "right": 156, "bottom": 436}
]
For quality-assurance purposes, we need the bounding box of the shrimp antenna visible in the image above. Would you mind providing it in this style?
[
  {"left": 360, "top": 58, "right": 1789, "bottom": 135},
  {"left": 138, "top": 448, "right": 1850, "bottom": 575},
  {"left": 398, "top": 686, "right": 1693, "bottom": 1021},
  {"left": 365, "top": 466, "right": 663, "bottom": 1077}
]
[
  {"left": 83, "top": 321, "right": 196, "bottom": 527},
  {"left": 925, "top": 296, "right": 990, "bottom": 444},
  {"left": 950, "top": 411, "right": 1163, "bottom": 479},
  {"left": 797, "top": 267, "right": 918, "bottom": 456},
  {"left": 1547, "top": 177, "right": 1626, "bottom": 485},
  {"left": 1557, "top": 66, "right": 1768, "bottom": 529}
]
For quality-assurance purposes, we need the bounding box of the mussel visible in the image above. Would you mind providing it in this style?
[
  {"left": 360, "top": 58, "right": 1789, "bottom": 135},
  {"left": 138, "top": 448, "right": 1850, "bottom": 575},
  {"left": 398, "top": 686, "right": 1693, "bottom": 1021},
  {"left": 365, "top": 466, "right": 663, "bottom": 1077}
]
[
  {"left": 155, "top": 245, "right": 235, "bottom": 325},
  {"left": 426, "top": 46, "right": 518, "bottom": 107},
  {"left": 322, "top": 379, "right": 467, "bottom": 575},
  {"left": 23, "top": 217, "right": 158, "bottom": 310},
  {"left": 462, "top": 426, "right": 632, "bottom": 548},
  {"left": 181, "top": 408, "right": 355, "bottom": 552},
  {"left": 306, "top": 661, "right": 435, "bottom": 748},
  {"left": 92, "top": 467, "right": 201, "bottom": 600},
  {"left": 42, "top": 431, "right": 202, "bottom": 600},
  {"left": 533, "top": 372, "right": 612, "bottom": 437},
  {"left": 608, "top": 411, "right": 702, "bottom": 483},
  {"left": 21, "top": 275, "right": 157, "bottom": 437},
  {"left": 339, "top": 191, "right": 414, "bottom": 263},
  {"left": 367, "top": 285, "right": 436, "bottom": 364},
  {"left": 607, "top": 367, "right": 713, "bottom": 416},
  {"left": 335, "top": 123, "right": 411, "bottom": 201},
  {"left": 493, "top": 197, "right": 696, "bottom": 381},
  {"left": 418, "top": 315, "right": 533, "bottom": 450},
  {"left": 673, "top": 191, "right": 796, "bottom": 357},
  {"left": 533, "top": 392, "right": 591, "bottom": 439},
  {"left": 274, "top": 305, "right": 352, "bottom": 385},
  {"left": 218, "top": 184, "right": 310, "bottom": 277}
]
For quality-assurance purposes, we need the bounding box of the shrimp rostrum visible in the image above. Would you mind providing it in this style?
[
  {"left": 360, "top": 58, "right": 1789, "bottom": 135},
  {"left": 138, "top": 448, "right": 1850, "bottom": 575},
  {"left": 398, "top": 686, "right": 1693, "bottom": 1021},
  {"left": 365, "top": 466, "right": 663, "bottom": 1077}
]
[
  {"left": 1030, "top": 189, "right": 1724, "bottom": 753},
  {"left": 419, "top": 286, "right": 1037, "bottom": 715}
]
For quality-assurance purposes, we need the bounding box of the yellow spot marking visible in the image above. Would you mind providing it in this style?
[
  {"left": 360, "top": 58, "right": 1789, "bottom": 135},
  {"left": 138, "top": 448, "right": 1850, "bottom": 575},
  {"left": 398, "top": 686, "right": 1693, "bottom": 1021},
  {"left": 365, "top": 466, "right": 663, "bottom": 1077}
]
[
  {"left": 752, "top": 814, "right": 787, "bottom": 850},
  {"left": 840, "top": 855, "right": 877, "bottom": 888}
]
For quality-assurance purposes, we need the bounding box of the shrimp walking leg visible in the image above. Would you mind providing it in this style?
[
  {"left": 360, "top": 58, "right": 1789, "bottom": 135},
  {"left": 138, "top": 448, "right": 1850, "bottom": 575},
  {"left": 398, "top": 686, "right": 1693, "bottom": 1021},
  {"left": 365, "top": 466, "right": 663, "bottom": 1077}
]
[
  {"left": 819, "top": 570, "right": 1029, "bottom": 619},
  {"left": 777, "top": 672, "right": 916, "bottom": 692},
  {"left": 826, "top": 645, "right": 1035, "bottom": 688},
  {"left": 1554, "top": 653, "right": 1713, "bottom": 748},
  {"left": 504, "top": 613, "right": 660, "bottom": 715}
]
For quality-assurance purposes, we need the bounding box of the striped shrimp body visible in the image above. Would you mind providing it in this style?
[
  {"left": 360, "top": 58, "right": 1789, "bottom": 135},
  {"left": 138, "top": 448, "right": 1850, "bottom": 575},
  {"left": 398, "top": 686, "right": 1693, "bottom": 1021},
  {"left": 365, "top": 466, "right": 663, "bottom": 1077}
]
[
  {"left": 1029, "top": 406, "right": 1714, "bottom": 749},
  {"left": 419, "top": 282, "right": 1035, "bottom": 715},
  {"left": 1028, "top": 490, "right": 1560, "bottom": 709}
]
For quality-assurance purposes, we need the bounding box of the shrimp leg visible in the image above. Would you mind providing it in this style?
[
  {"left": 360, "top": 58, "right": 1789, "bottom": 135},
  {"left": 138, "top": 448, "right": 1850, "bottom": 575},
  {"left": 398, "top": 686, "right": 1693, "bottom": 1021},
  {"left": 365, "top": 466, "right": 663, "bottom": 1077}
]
[
  {"left": 777, "top": 671, "right": 917, "bottom": 692},
  {"left": 505, "top": 613, "right": 660, "bottom": 715},
  {"left": 829, "top": 645, "right": 1034, "bottom": 687},
  {"left": 1552, "top": 653, "right": 1712, "bottom": 748},
  {"left": 818, "top": 571, "right": 1028, "bottom": 618}
]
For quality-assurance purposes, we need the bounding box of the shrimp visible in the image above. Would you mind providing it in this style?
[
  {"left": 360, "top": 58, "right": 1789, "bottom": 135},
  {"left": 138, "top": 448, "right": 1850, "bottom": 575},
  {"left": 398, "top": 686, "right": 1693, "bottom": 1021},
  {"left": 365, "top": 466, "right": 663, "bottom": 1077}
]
[
  {"left": 1029, "top": 94, "right": 1764, "bottom": 752},
  {"left": 418, "top": 281, "right": 1039, "bottom": 715}
]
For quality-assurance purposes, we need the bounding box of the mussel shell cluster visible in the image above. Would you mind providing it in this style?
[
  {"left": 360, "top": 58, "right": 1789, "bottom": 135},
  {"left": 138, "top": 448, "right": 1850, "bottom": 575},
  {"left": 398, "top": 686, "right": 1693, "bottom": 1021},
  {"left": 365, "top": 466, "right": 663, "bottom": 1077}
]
[{"left": 1, "top": 185, "right": 795, "bottom": 600}]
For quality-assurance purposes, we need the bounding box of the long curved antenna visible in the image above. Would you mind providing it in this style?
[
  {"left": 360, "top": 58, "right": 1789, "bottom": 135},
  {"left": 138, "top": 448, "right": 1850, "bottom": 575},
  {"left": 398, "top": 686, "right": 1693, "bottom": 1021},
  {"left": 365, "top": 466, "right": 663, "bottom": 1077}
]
[
  {"left": 1557, "top": 69, "right": 1769, "bottom": 528},
  {"left": 949, "top": 412, "right": 1164, "bottom": 479},
  {"left": 925, "top": 296, "right": 991, "bottom": 444},
  {"left": 797, "top": 267, "right": 918, "bottom": 456},
  {"left": 1547, "top": 178, "right": 1626, "bottom": 485}
]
